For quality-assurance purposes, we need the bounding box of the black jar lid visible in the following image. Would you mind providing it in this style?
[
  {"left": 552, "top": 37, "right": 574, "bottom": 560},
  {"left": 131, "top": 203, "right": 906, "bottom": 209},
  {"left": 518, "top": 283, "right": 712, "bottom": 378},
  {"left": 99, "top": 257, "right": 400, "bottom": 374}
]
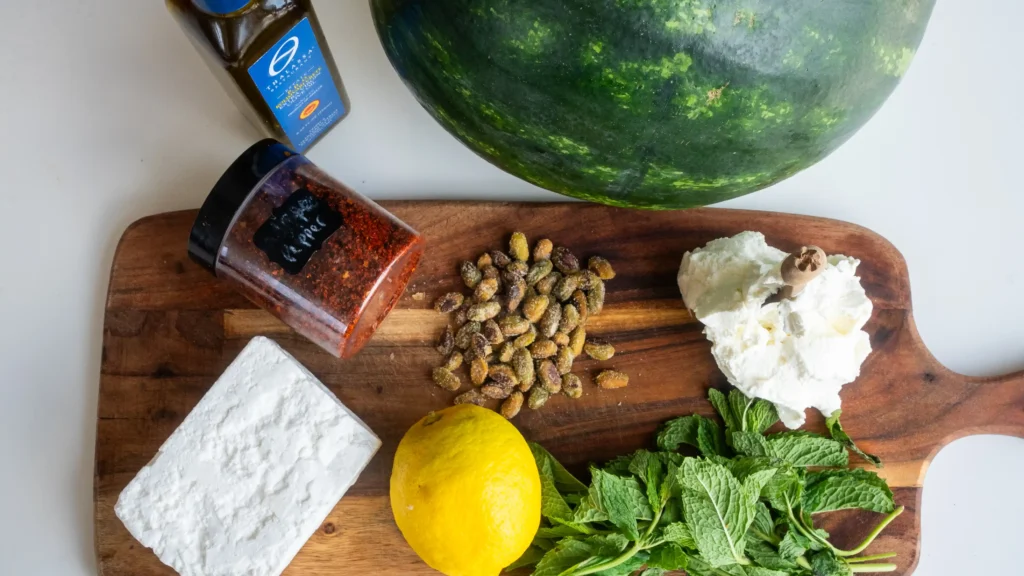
[{"left": 188, "top": 139, "right": 296, "bottom": 272}]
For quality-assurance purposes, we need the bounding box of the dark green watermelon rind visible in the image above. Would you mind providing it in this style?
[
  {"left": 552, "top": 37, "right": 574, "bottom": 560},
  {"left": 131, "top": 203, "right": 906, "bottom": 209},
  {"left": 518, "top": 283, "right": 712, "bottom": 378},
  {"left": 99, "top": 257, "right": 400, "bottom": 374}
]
[{"left": 373, "top": 0, "right": 935, "bottom": 209}]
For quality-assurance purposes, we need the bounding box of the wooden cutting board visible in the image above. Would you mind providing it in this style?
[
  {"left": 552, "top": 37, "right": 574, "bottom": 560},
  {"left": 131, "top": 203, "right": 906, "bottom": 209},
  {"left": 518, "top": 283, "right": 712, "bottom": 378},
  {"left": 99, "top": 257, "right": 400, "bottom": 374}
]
[{"left": 94, "top": 203, "right": 1024, "bottom": 576}]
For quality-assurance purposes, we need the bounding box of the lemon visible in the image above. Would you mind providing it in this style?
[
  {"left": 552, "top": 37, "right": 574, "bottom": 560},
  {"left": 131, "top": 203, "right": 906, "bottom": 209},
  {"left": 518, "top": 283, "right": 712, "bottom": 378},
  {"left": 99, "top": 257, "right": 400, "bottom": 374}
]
[{"left": 390, "top": 405, "right": 542, "bottom": 576}]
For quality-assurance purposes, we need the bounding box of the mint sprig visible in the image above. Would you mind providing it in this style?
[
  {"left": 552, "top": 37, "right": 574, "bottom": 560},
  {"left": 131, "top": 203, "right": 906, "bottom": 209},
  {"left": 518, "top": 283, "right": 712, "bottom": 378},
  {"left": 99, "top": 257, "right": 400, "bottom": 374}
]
[
  {"left": 826, "top": 410, "right": 883, "bottom": 468},
  {"left": 509, "top": 389, "right": 903, "bottom": 575}
]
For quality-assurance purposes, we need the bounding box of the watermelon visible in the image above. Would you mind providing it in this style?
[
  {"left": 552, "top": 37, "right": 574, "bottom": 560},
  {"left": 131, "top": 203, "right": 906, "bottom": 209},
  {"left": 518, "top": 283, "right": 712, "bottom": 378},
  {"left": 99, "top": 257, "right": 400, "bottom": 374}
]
[{"left": 371, "top": 0, "right": 934, "bottom": 209}]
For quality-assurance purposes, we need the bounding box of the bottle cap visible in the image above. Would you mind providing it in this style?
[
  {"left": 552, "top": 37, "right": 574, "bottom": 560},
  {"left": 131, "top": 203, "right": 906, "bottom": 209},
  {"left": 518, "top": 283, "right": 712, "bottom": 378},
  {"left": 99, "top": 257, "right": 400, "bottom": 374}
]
[{"left": 188, "top": 139, "right": 295, "bottom": 272}]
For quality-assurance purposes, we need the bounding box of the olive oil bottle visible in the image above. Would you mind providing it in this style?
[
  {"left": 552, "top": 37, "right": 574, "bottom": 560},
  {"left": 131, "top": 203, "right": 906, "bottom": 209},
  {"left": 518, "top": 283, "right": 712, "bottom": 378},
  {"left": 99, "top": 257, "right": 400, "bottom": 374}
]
[{"left": 167, "top": 0, "right": 350, "bottom": 152}]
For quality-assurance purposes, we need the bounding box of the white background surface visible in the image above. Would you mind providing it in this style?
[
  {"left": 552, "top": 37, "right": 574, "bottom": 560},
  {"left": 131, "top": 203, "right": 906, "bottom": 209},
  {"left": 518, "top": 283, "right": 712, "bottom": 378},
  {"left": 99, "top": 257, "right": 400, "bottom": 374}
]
[{"left": 0, "top": 1, "right": 1021, "bottom": 574}]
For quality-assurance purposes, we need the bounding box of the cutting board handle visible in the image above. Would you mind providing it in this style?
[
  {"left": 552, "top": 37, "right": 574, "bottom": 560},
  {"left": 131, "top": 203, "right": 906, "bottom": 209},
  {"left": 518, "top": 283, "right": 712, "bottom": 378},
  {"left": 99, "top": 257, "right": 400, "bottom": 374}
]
[
  {"left": 941, "top": 369, "right": 1024, "bottom": 440},
  {"left": 902, "top": 312, "right": 1024, "bottom": 444},
  {"left": 897, "top": 312, "right": 1024, "bottom": 476},
  {"left": 855, "top": 314, "right": 1024, "bottom": 489}
]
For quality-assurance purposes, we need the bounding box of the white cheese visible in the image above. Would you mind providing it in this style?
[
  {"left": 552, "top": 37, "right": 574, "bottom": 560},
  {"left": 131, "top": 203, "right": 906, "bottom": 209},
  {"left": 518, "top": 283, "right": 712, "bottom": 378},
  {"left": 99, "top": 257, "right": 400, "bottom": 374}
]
[
  {"left": 115, "top": 336, "right": 381, "bottom": 576},
  {"left": 679, "top": 232, "right": 873, "bottom": 429}
]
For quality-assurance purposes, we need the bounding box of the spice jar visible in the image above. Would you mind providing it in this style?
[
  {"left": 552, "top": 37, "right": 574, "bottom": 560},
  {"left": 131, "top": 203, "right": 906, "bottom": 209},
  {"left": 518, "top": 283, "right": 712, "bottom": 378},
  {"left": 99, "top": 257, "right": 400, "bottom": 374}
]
[{"left": 189, "top": 139, "right": 425, "bottom": 358}]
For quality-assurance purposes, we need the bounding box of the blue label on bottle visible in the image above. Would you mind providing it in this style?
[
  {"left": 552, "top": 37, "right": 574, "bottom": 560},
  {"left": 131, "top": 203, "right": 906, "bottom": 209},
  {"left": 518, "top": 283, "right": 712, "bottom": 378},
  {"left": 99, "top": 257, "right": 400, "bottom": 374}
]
[
  {"left": 249, "top": 18, "right": 345, "bottom": 152},
  {"left": 193, "top": 0, "right": 250, "bottom": 14}
]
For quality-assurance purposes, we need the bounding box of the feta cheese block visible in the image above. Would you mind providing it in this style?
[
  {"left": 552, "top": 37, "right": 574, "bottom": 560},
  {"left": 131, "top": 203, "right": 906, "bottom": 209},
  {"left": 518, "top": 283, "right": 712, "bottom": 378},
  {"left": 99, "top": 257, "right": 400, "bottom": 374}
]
[{"left": 115, "top": 336, "right": 381, "bottom": 576}]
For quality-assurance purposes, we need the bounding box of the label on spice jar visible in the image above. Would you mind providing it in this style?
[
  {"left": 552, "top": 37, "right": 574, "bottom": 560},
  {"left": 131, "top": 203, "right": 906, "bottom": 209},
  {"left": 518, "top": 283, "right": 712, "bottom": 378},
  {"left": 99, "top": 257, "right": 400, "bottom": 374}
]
[
  {"left": 253, "top": 189, "right": 342, "bottom": 274},
  {"left": 248, "top": 18, "right": 345, "bottom": 152}
]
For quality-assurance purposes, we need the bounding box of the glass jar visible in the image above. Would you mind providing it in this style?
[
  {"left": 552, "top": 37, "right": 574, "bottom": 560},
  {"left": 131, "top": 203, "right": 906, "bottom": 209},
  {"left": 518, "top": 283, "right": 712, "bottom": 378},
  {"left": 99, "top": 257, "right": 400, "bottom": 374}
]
[{"left": 189, "top": 139, "right": 425, "bottom": 358}]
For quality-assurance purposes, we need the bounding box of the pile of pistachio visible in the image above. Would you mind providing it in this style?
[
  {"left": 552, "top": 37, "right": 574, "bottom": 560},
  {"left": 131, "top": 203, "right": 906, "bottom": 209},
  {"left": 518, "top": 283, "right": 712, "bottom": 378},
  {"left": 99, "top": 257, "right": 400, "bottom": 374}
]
[{"left": 432, "top": 232, "right": 628, "bottom": 419}]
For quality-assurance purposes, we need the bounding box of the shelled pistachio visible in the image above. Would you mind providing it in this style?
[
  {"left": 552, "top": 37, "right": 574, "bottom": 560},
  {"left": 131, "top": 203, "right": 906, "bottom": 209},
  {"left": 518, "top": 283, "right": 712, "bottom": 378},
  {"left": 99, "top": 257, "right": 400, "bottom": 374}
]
[{"left": 430, "top": 232, "right": 629, "bottom": 417}]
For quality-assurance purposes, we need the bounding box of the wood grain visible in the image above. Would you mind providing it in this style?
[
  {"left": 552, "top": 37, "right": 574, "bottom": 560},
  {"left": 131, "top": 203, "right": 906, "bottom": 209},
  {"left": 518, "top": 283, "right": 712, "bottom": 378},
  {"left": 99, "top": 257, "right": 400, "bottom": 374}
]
[{"left": 95, "top": 203, "right": 1024, "bottom": 576}]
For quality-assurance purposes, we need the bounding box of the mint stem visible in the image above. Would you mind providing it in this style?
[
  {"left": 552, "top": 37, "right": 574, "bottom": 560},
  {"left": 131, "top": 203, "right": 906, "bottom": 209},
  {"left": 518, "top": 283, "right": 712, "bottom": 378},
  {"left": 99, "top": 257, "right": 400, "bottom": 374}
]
[
  {"left": 788, "top": 507, "right": 833, "bottom": 551},
  {"left": 564, "top": 540, "right": 643, "bottom": 576},
  {"left": 642, "top": 501, "right": 666, "bottom": 540},
  {"left": 751, "top": 528, "right": 780, "bottom": 546},
  {"left": 790, "top": 505, "right": 903, "bottom": 559},
  {"left": 849, "top": 563, "right": 897, "bottom": 572},
  {"left": 847, "top": 553, "right": 897, "bottom": 563},
  {"left": 566, "top": 498, "right": 667, "bottom": 576},
  {"left": 834, "top": 506, "right": 905, "bottom": 557}
]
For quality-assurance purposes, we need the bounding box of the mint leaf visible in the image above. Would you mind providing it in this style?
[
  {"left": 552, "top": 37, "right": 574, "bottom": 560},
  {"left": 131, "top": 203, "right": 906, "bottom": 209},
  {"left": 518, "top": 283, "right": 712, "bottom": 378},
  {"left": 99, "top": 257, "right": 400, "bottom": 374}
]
[
  {"left": 711, "top": 386, "right": 781, "bottom": 454},
  {"left": 645, "top": 460, "right": 665, "bottom": 511},
  {"left": 533, "top": 537, "right": 556, "bottom": 551},
  {"left": 742, "top": 468, "right": 777, "bottom": 499},
  {"left": 684, "top": 556, "right": 749, "bottom": 576},
  {"left": 532, "top": 534, "right": 630, "bottom": 576},
  {"left": 725, "top": 456, "right": 776, "bottom": 482},
  {"left": 727, "top": 389, "right": 751, "bottom": 429},
  {"left": 825, "top": 410, "right": 883, "bottom": 468},
  {"left": 661, "top": 497, "right": 683, "bottom": 524},
  {"left": 658, "top": 451, "right": 685, "bottom": 466},
  {"left": 533, "top": 446, "right": 574, "bottom": 522},
  {"left": 719, "top": 563, "right": 750, "bottom": 576},
  {"left": 810, "top": 550, "right": 852, "bottom": 576},
  {"left": 656, "top": 462, "right": 684, "bottom": 524},
  {"left": 743, "top": 397, "right": 780, "bottom": 435},
  {"left": 707, "top": 455, "right": 733, "bottom": 468},
  {"left": 657, "top": 415, "right": 726, "bottom": 457},
  {"left": 536, "top": 525, "right": 588, "bottom": 539},
  {"left": 736, "top": 471, "right": 777, "bottom": 542},
  {"left": 719, "top": 388, "right": 779, "bottom": 436},
  {"left": 766, "top": 432, "right": 848, "bottom": 467},
  {"left": 658, "top": 452, "right": 685, "bottom": 508},
  {"left": 678, "top": 552, "right": 720, "bottom": 576},
  {"left": 530, "top": 443, "right": 589, "bottom": 493},
  {"left": 529, "top": 444, "right": 598, "bottom": 535},
  {"left": 697, "top": 417, "right": 728, "bottom": 457},
  {"left": 736, "top": 432, "right": 849, "bottom": 468},
  {"left": 679, "top": 458, "right": 755, "bottom": 566},
  {"left": 590, "top": 468, "right": 652, "bottom": 540},
  {"left": 748, "top": 502, "right": 775, "bottom": 543},
  {"left": 763, "top": 466, "right": 803, "bottom": 514},
  {"left": 710, "top": 388, "right": 741, "bottom": 433},
  {"left": 532, "top": 539, "right": 595, "bottom": 576},
  {"left": 729, "top": 564, "right": 754, "bottom": 576},
  {"left": 603, "top": 453, "right": 635, "bottom": 476},
  {"left": 803, "top": 468, "right": 894, "bottom": 514},
  {"left": 629, "top": 450, "right": 666, "bottom": 510},
  {"left": 777, "top": 528, "right": 808, "bottom": 560},
  {"left": 573, "top": 493, "right": 610, "bottom": 523},
  {"left": 549, "top": 517, "right": 599, "bottom": 535},
  {"left": 660, "top": 459, "right": 683, "bottom": 503},
  {"left": 628, "top": 450, "right": 657, "bottom": 480},
  {"left": 588, "top": 534, "right": 631, "bottom": 555},
  {"left": 660, "top": 522, "right": 697, "bottom": 549},
  {"left": 745, "top": 539, "right": 800, "bottom": 571},
  {"left": 638, "top": 569, "right": 666, "bottom": 576},
  {"left": 744, "top": 567, "right": 791, "bottom": 576},
  {"left": 647, "top": 543, "right": 690, "bottom": 570},
  {"left": 731, "top": 431, "right": 772, "bottom": 457},
  {"left": 657, "top": 415, "right": 701, "bottom": 451}
]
